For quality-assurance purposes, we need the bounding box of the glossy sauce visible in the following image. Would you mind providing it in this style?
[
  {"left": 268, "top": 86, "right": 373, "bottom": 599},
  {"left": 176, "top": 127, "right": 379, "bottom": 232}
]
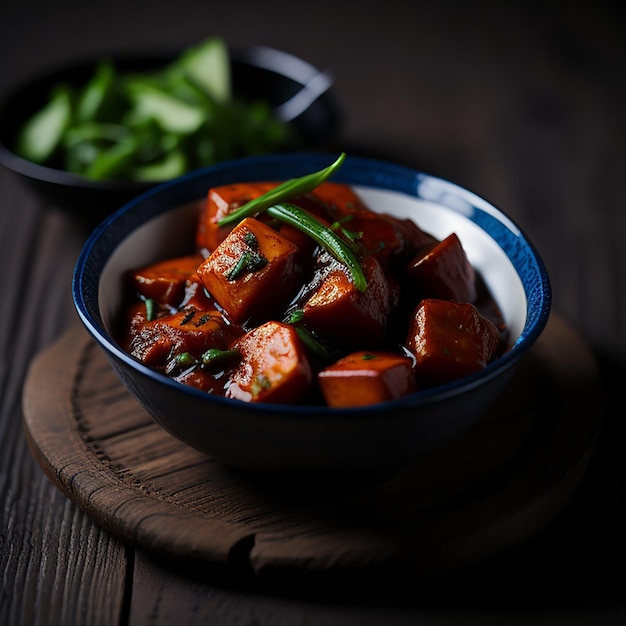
[{"left": 115, "top": 181, "right": 508, "bottom": 407}]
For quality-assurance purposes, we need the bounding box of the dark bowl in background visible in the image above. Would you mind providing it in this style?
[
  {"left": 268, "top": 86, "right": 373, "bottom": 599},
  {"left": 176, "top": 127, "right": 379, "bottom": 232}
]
[{"left": 0, "top": 44, "right": 343, "bottom": 221}]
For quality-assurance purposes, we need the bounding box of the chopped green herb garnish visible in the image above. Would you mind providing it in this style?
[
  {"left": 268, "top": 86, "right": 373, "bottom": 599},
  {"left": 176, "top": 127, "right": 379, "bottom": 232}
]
[
  {"left": 145, "top": 298, "right": 157, "bottom": 321},
  {"left": 287, "top": 309, "right": 305, "bottom": 324},
  {"left": 225, "top": 249, "right": 268, "bottom": 281},
  {"left": 201, "top": 347, "right": 240, "bottom": 366},
  {"left": 176, "top": 352, "right": 197, "bottom": 368},
  {"left": 251, "top": 374, "right": 271, "bottom": 396},
  {"left": 286, "top": 308, "right": 335, "bottom": 362},
  {"left": 244, "top": 231, "right": 259, "bottom": 248},
  {"left": 294, "top": 326, "right": 335, "bottom": 363}
]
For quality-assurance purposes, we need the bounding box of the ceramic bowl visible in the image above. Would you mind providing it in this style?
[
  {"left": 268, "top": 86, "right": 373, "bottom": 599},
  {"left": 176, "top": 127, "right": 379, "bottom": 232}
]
[
  {"left": 0, "top": 45, "right": 341, "bottom": 220},
  {"left": 72, "top": 153, "right": 551, "bottom": 474}
]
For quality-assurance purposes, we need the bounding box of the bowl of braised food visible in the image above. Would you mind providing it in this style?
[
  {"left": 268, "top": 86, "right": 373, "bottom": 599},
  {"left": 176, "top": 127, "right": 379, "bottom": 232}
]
[
  {"left": 72, "top": 152, "right": 551, "bottom": 473},
  {"left": 0, "top": 37, "right": 341, "bottom": 219}
]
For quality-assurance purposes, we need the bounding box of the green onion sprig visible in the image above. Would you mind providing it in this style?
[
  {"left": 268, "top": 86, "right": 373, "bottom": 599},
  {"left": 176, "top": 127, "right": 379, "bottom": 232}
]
[
  {"left": 215, "top": 153, "right": 367, "bottom": 291},
  {"left": 267, "top": 202, "right": 367, "bottom": 292},
  {"left": 217, "top": 152, "right": 346, "bottom": 226}
]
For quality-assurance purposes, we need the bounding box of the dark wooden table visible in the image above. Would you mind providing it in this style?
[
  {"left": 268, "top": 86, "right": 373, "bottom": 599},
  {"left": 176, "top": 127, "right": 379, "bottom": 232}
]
[{"left": 2, "top": 2, "right": 624, "bottom": 624}]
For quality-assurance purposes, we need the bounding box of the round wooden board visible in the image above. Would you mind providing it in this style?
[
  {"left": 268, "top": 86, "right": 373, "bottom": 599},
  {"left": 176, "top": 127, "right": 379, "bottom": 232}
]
[{"left": 22, "top": 314, "right": 603, "bottom": 593}]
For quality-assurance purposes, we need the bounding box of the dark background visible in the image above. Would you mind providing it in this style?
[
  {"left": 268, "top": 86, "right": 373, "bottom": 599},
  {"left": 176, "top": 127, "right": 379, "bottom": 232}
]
[
  {"left": 1, "top": 1, "right": 624, "bottom": 624},
  {"left": 2, "top": 1, "right": 625, "bottom": 356}
]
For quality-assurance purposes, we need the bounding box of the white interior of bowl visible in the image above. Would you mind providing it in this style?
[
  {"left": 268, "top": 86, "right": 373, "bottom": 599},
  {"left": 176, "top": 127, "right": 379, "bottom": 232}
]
[
  {"left": 99, "top": 187, "right": 527, "bottom": 346},
  {"left": 357, "top": 187, "right": 527, "bottom": 343},
  {"left": 100, "top": 201, "right": 201, "bottom": 332}
]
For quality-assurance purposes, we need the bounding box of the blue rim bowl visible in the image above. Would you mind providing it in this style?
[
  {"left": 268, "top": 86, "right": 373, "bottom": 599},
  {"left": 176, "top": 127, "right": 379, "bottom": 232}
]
[{"left": 72, "top": 153, "right": 551, "bottom": 473}]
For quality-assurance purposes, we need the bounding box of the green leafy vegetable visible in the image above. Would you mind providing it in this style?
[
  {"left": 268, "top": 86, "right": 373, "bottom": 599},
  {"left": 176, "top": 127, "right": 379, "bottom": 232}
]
[{"left": 14, "top": 36, "right": 298, "bottom": 181}]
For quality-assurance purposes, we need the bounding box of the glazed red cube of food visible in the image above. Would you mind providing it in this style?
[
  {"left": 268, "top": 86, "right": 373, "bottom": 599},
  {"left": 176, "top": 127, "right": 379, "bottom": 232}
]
[
  {"left": 226, "top": 321, "right": 312, "bottom": 404},
  {"left": 298, "top": 253, "right": 397, "bottom": 349},
  {"left": 125, "top": 309, "right": 241, "bottom": 368},
  {"left": 381, "top": 213, "right": 438, "bottom": 261},
  {"left": 405, "top": 233, "right": 477, "bottom": 303},
  {"left": 309, "top": 181, "right": 368, "bottom": 215},
  {"left": 310, "top": 182, "right": 436, "bottom": 267},
  {"left": 175, "top": 366, "right": 227, "bottom": 394},
  {"left": 196, "top": 181, "right": 277, "bottom": 252},
  {"left": 318, "top": 351, "right": 417, "bottom": 407},
  {"left": 406, "top": 298, "right": 502, "bottom": 386},
  {"left": 312, "top": 183, "right": 403, "bottom": 263},
  {"left": 196, "top": 181, "right": 333, "bottom": 256},
  {"left": 128, "top": 253, "right": 205, "bottom": 307},
  {"left": 196, "top": 217, "right": 305, "bottom": 324}
]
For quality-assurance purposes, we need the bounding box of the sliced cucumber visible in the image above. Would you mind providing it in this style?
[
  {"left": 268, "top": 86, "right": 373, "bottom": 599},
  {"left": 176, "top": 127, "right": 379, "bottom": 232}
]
[
  {"left": 125, "top": 81, "right": 205, "bottom": 134},
  {"left": 16, "top": 85, "right": 72, "bottom": 163},
  {"left": 172, "top": 36, "right": 231, "bottom": 104},
  {"left": 76, "top": 60, "right": 116, "bottom": 123},
  {"left": 13, "top": 36, "right": 294, "bottom": 182},
  {"left": 83, "top": 138, "right": 139, "bottom": 180}
]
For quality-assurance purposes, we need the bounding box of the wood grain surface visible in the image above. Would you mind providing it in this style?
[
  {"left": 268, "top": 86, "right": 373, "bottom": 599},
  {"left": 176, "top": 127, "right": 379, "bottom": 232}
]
[
  {"left": 22, "top": 315, "right": 602, "bottom": 595},
  {"left": 2, "top": 2, "right": 625, "bottom": 624}
]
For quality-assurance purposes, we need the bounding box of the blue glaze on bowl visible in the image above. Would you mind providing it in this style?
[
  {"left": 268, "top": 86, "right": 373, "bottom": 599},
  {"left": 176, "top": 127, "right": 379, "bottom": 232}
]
[{"left": 72, "top": 153, "right": 551, "bottom": 472}]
